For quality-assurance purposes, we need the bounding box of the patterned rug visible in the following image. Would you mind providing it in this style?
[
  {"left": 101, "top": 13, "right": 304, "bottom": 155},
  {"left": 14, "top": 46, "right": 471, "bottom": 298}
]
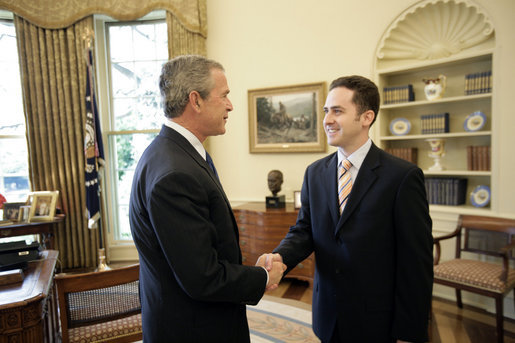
[{"left": 247, "top": 296, "right": 320, "bottom": 343}]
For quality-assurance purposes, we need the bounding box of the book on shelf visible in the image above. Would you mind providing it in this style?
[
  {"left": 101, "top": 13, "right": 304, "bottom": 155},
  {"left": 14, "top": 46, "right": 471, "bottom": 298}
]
[
  {"left": 424, "top": 177, "right": 468, "bottom": 206},
  {"left": 466, "top": 145, "right": 491, "bottom": 171},
  {"left": 465, "top": 71, "right": 492, "bottom": 95},
  {"left": 385, "top": 147, "right": 418, "bottom": 164},
  {"left": 420, "top": 112, "right": 449, "bottom": 134},
  {"left": 383, "top": 84, "right": 414, "bottom": 104}
]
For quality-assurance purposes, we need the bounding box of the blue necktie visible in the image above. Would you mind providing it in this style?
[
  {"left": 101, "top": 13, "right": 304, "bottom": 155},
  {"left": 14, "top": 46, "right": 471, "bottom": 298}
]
[{"left": 206, "top": 152, "right": 219, "bottom": 180}]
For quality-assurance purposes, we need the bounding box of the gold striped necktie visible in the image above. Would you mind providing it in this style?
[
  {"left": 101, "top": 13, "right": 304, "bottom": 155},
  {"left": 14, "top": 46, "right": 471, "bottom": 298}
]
[{"left": 338, "top": 159, "right": 352, "bottom": 215}]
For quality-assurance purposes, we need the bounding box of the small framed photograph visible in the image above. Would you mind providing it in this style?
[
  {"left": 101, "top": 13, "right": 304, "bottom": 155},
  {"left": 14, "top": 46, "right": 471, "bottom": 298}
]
[
  {"left": 2, "top": 202, "right": 26, "bottom": 221},
  {"left": 293, "top": 191, "right": 302, "bottom": 209},
  {"left": 19, "top": 205, "right": 31, "bottom": 223},
  {"left": 248, "top": 82, "right": 327, "bottom": 153},
  {"left": 28, "top": 191, "right": 59, "bottom": 222}
]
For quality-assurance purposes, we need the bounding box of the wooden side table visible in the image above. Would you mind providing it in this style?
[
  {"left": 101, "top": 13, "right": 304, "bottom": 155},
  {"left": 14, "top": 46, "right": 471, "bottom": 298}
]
[{"left": 233, "top": 202, "right": 314, "bottom": 286}]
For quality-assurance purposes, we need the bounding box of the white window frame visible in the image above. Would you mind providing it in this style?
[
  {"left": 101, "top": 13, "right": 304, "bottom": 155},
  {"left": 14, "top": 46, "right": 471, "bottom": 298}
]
[{"left": 94, "top": 12, "right": 166, "bottom": 261}]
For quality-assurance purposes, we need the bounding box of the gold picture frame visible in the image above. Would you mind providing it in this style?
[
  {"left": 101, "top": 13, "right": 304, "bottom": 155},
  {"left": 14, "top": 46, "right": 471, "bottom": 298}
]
[
  {"left": 27, "top": 191, "right": 59, "bottom": 222},
  {"left": 248, "top": 82, "right": 327, "bottom": 153}
]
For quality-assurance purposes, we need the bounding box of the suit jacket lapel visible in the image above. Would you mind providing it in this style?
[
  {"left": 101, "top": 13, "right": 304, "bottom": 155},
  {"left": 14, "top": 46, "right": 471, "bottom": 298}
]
[
  {"left": 335, "top": 144, "right": 381, "bottom": 235},
  {"left": 159, "top": 125, "right": 233, "bottom": 210},
  {"left": 325, "top": 153, "right": 340, "bottom": 227}
]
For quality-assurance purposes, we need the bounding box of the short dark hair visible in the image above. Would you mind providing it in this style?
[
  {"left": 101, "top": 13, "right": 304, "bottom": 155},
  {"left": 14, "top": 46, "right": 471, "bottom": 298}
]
[
  {"left": 329, "top": 75, "right": 380, "bottom": 126},
  {"left": 159, "top": 55, "right": 224, "bottom": 118}
]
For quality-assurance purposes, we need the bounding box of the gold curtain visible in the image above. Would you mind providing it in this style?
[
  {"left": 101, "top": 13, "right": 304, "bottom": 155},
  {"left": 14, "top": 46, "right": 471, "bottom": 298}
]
[
  {"left": 15, "top": 15, "right": 97, "bottom": 269},
  {"left": 167, "top": 4, "right": 207, "bottom": 57}
]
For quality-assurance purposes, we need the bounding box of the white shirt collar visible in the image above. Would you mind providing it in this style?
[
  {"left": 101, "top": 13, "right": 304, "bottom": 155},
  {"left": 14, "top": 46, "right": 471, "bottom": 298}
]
[
  {"left": 164, "top": 118, "right": 207, "bottom": 160},
  {"left": 337, "top": 138, "right": 372, "bottom": 172}
]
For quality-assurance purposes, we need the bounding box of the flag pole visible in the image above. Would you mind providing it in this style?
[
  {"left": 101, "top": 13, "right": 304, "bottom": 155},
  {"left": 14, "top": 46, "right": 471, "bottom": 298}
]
[
  {"left": 84, "top": 32, "right": 109, "bottom": 271},
  {"left": 96, "top": 165, "right": 110, "bottom": 271}
]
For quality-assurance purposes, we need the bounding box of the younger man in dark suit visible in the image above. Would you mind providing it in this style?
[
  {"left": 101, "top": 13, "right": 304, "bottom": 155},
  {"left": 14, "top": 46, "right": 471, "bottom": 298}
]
[
  {"left": 129, "top": 55, "right": 285, "bottom": 342},
  {"left": 262, "top": 75, "right": 433, "bottom": 343}
]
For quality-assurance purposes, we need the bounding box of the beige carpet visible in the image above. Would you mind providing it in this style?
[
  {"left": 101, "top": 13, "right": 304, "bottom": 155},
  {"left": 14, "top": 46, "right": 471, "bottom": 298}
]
[{"left": 247, "top": 295, "right": 320, "bottom": 343}]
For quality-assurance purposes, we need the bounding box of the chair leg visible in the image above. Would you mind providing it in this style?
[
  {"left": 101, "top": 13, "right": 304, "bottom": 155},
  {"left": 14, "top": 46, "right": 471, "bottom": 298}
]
[
  {"left": 455, "top": 289, "right": 463, "bottom": 308},
  {"left": 495, "top": 297, "right": 504, "bottom": 343}
]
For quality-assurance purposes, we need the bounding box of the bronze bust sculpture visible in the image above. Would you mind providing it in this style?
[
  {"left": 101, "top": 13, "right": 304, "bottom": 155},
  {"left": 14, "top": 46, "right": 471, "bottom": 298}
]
[
  {"left": 267, "top": 170, "right": 283, "bottom": 196},
  {"left": 266, "top": 170, "right": 285, "bottom": 208}
]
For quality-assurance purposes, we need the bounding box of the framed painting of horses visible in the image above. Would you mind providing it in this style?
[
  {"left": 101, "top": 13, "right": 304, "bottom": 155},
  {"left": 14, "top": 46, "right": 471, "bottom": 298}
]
[{"left": 248, "top": 82, "right": 326, "bottom": 153}]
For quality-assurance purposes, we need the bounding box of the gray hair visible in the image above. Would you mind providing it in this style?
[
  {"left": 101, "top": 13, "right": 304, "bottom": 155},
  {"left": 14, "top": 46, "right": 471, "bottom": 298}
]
[{"left": 159, "top": 55, "right": 225, "bottom": 118}]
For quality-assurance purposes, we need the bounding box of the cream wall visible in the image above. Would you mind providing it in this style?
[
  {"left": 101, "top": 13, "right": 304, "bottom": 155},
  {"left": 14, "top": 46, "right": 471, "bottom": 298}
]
[{"left": 206, "top": 0, "right": 515, "bottom": 215}]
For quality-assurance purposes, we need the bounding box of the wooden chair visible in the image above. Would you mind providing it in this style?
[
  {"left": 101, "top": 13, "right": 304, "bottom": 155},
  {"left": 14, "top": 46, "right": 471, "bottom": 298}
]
[
  {"left": 433, "top": 214, "right": 515, "bottom": 343},
  {"left": 54, "top": 264, "right": 142, "bottom": 343}
]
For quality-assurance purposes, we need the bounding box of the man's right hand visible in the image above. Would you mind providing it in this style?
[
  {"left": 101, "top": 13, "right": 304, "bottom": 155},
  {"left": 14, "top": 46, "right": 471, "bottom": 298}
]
[
  {"left": 256, "top": 253, "right": 286, "bottom": 291},
  {"left": 266, "top": 261, "right": 286, "bottom": 291},
  {"left": 257, "top": 253, "right": 284, "bottom": 271}
]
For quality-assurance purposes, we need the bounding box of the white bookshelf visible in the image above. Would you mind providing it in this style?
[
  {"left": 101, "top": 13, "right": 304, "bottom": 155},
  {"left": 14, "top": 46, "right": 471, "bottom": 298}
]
[{"left": 374, "top": 0, "right": 495, "bottom": 213}]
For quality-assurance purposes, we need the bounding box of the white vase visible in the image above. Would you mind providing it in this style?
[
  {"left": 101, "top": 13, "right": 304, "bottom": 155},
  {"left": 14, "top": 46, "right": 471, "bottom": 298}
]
[{"left": 423, "top": 74, "right": 446, "bottom": 101}]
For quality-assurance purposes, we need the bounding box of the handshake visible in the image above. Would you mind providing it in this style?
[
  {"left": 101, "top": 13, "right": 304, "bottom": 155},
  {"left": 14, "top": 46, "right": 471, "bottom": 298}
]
[{"left": 255, "top": 253, "right": 286, "bottom": 291}]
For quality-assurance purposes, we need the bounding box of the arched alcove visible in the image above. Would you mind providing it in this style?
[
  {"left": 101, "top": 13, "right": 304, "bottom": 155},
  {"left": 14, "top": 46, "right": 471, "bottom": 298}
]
[{"left": 376, "top": 0, "right": 495, "bottom": 70}]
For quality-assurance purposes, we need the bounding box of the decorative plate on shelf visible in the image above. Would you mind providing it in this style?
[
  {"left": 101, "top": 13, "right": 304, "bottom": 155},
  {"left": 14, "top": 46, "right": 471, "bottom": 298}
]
[
  {"left": 470, "top": 185, "right": 491, "bottom": 207},
  {"left": 389, "top": 118, "right": 411, "bottom": 136},
  {"left": 464, "top": 111, "right": 486, "bottom": 132}
]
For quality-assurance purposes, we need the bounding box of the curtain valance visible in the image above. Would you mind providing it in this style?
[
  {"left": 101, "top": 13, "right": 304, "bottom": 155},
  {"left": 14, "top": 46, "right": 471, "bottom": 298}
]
[{"left": 0, "top": 0, "right": 206, "bottom": 36}]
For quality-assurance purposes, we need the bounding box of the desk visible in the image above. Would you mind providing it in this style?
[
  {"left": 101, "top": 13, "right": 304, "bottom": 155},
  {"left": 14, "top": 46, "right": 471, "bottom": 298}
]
[
  {"left": 0, "top": 250, "right": 59, "bottom": 343},
  {"left": 0, "top": 216, "right": 64, "bottom": 249},
  {"left": 233, "top": 202, "right": 315, "bottom": 286}
]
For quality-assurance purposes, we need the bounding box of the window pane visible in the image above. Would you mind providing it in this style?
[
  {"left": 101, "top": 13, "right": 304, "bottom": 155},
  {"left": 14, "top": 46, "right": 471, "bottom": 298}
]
[
  {"left": 134, "top": 61, "right": 161, "bottom": 97},
  {"left": 0, "top": 20, "right": 29, "bottom": 204},
  {"left": 111, "top": 133, "right": 157, "bottom": 239},
  {"left": 0, "top": 139, "right": 29, "bottom": 203},
  {"left": 108, "top": 21, "right": 166, "bottom": 131},
  {"left": 0, "top": 21, "right": 25, "bottom": 136},
  {"left": 111, "top": 62, "right": 137, "bottom": 97},
  {"left": 133, "top": 24, "right": 158, "bottom": 61},
  {"left": 109, "top": 26, "right": 134, "bottom": 62}
]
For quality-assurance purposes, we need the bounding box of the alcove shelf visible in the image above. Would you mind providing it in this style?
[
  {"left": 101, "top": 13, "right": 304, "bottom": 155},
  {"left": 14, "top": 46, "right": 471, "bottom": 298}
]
[{"left": 374, "top": 0, "right": 495, "bottom": 212}]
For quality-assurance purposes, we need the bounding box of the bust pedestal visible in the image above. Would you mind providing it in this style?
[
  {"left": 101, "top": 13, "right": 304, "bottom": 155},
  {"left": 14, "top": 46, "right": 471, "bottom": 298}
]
[{"left": 265, "top": 195, "right": 285, "bottom": 208}]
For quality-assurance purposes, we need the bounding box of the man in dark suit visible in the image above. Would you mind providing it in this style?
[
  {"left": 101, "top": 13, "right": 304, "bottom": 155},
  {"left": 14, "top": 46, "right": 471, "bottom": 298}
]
[
  {"left": 262, "top": 75, "right": 433, "bottom": 343},
  {"left": 129, "top": 55, "right": 285, "bottom": 343}
]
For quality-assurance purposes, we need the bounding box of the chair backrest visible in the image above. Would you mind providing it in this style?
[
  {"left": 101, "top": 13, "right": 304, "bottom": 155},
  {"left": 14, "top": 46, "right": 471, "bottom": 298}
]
[
  {"left": 55, "top": 264, "right": 140, "bottom": 341},
  {"left": 457, "top": 215, "right": 515, "bottom": 259}
]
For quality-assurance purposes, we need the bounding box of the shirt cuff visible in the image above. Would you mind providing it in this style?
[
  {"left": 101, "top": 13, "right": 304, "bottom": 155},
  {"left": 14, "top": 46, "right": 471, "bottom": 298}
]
[{"left": 261, "top": 266, "right": 269, "bottom": 287}]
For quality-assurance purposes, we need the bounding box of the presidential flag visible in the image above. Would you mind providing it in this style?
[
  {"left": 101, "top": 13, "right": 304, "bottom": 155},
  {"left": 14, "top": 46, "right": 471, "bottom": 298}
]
[{"left": 84, "top": 48, "right": 105, "bottom": 229}]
